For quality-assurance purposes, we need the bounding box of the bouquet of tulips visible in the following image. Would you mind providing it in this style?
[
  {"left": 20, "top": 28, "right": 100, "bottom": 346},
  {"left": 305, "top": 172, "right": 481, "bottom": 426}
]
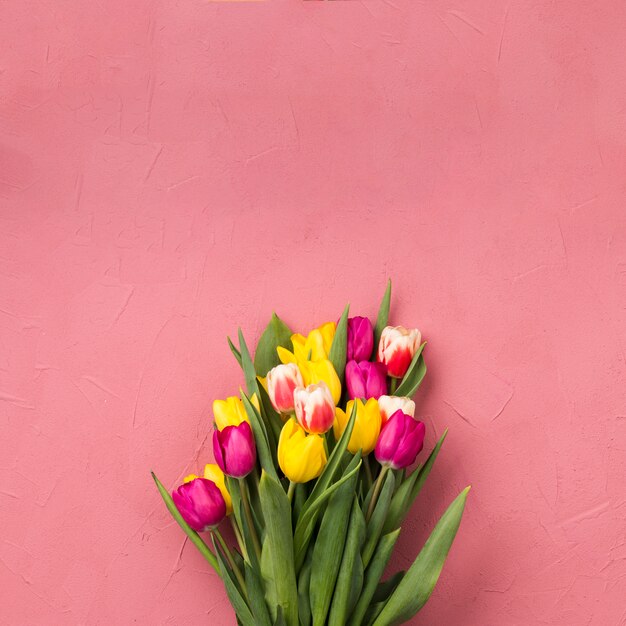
[{"left": 152, "top": 282, "right": 470, "bottom": 626}]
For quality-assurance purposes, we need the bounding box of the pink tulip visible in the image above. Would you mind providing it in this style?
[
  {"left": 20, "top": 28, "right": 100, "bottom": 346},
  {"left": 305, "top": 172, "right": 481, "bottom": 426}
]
[
  {"left": 266, "top": 363, "right": 304, "bottom": 413},
  {"left": 294, "top": 382, "right": 335, "bottom": 434},
  {"left": 377, "top": 326, "right": 421, "bottom": 379},
  {"left": 345, "top": 360, "right": 387, "bottom": 400},
  {"left": 172, "top": 477, "right": 226, "bottom": 531},
  {"left": 378, "top": 395, "right": 416, "bottom": 425},
  {"left": 375, "top": 409, "right": 425, "bottom": 469},
  {"left": 213, "top": 421, "right": 256, "bottom": 477},
  {"left": 347, "top": 316, "right": 374, "bottom": 361}
]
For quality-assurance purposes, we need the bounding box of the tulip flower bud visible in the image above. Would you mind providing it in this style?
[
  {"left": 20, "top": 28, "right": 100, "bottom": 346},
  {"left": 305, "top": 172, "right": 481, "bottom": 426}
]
[
  {"left": 294, "top": 382, "right": 335, "bottom": 434},
  {"left": 347, "top": 316, "right": 374, "bottom": 361},
  {"left": 172, "top": 477, "right": 226, "bottom": 531},
  {"left": 213, "top": 421, "right": 256, "bottom": 478},
  {"left": 377, "top": 326, "right": 421, "bottom": 379},
  {"left": 278, "top": 419, "right": 327, "bottom": 483},
  {"left": 345, "top": 360, "right": 387, "bottom": 400},
  {"left": 333, "top": 398, "right": 382, "bottom": 455},
  {"left": 375, "top": 409, "right": 425, "bottom": 470},
  {"left": 266, "top": 363, "right": 304, "bottom": 414},
  {"left": 203, "top": 463, "right": 232, "bottom": 515},
  {"left": 377, "top": 395, "right": 416, "bottom": 425},
  {"left": 213, "top": 395, "right": 259, "bottom": 431}
]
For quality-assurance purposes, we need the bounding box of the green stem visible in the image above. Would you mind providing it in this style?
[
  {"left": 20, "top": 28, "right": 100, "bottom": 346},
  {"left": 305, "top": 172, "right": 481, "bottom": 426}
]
[
  {"left": 230, "top": 517, "right": 248, "bottom": 563},
  {"left": 390, "top": 377, "right": 399, "bottom": 395},
  {"left": 239, "top": 478, "right": 262, "bottom": 562},
  {"left": 366, "top": 465, "right": 390, "bottom": 522},
  {"left": 363, "top": 455, "right": 373, "bottom": 491},
  {"left": 213, "top": 528, "right": 247, "bottom": 596},
  {"left": 287, "top": 481, "right": 296, "bottom": 502}
]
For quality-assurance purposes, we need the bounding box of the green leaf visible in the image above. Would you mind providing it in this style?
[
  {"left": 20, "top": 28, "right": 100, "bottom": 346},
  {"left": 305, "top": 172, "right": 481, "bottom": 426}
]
[
  {"left": 394, "top": 342, "right": 427, "bottom": 397},
  {"left": 309, "top": 456, "right": 361, "bottom": 626},
  {"left": 225, "top": 478, "right": 259, "bottom": 571},
  {"left": 329, "top": 303, "right": 350, "bottom": 382},
  {"left": 373, "top": 280, "right": 392, "bottom": 349},
  {"left": 362, "top": 470, "right": 395, "bottom": 568},
  {"left": 245, "top": 562, "right": 272, "bottom": 626},
  {"left": 292, "top": 455, "right": 362, "bottom": 574},
  {"left": 297, "top": 547, "right": 314, "bottom": 626},
  {"left": 259, "top": 471, "right": 299, "bottom": 626},
  {"left": 373, "top": 487, "right": 470, "bottom": 625},
  {"left": 382, "top": 430, "right": 447, "bottom": 534},
  {"left": 293, "top": 403, "right": 358, "bottom": 572},
  {"left": 238, "top": 329, "right": 260, "bottom": 398},
  {"left": 227, "top": 336, "right": 243, "bottom": 367},
  {"left": 349, "top": 529, "right": 401, "bottom": 626},
  {"left": 241, "top": 392, "right": 278, "bottom": 482},
  {"left": 151, "top": 472, "right": 219, "bottom": 574},
  {"left": 212, "top": 537, "right": 256, "bottom": 626},
  {"left": 327, "top": 498, "right": 367, "bottom": 626},
  {"left": 256, "top": 380, "right": 282, "bottom": 454},
  {"left": 254, "top": 313, "right": 293, "bottom": 376}
]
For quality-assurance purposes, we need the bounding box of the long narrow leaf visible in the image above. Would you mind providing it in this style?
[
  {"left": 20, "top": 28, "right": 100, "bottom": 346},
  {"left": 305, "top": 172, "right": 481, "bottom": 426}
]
[
  {"left": 394, "top": 342, "right": 427, "bottom": 397},
  {"left": 245, "top": 562, "right": 272, "bottom": 626},
  {"left": 212, "top": 537, "right": 256, "bottom": 626},
  {"left": 349, "top": 529, "right": 401, "bottom": 625},
  {"left": 373, "top": 280, "right": 392, "bottom": 349},
  {"left": 329, "top": 303, "right": 350, "bottom": 383},
  {"left": 151, "top": 472, "right": 219, "bottom": 574},
  {"left": 327, "top": 498, "right": 367, "bottom": 626},
  {"left": 362, "top": 470, "right": 395, "bottom": 567},
  {"left": 242, "top": 392, "right": 278, "bottom": 481},
  {"left": 259, "top": 471, "right": 299, "bottom": 626},
  {"left": 227, "top": 336, "right": 243, "bottom": 367},
  {"left": 309, "top": 456, "right": 361, "bottom": 626},
  {"left": 372, "top": 487, "right": 470, "bottom": 625}
]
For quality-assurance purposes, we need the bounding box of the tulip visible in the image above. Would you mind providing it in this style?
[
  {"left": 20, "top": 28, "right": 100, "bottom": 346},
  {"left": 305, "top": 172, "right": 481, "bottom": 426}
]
[
  {"left": 377, "top": 326, "right": 421, "bottom": 378},
  {"left": 183, "top": 464, "right": 233, "bottom": 515},
  {"left": 345, "top": 360, "right": 387, "bottom": 400},
  {"left": 213, "top": 394, "right": 259, "bottom": 431},
  {"left": 347, "top": 316, "right": 374, "bottom": 361},
  {"left": 297, "top": 358, "right": 342, "bottom": 405},
  {"left": 213, "top": 421, "right": 256, "bottom": 478},
  {"left": 377, "top": 395, "right": 416, "bottom": 425},
  {"left": 266, "top": 363, "right": 304, "bottom": 413},
  {"left": 294, "top": 382, "right": 335, "bottom": 434},
  {"left": 278, "top": 418, "right": 327, "bottom": 483},
  {"left": 172, "top": 477, "right": 226, "bottom": 531},
  {"left": 333, "top": 398, "right": 382, "bottom": 455},
  {"left": 278, "top": 322, "right": 336, "bottom": 365},
  {"left": 375, "top": 409, "right": 426, "bottom": 469}
]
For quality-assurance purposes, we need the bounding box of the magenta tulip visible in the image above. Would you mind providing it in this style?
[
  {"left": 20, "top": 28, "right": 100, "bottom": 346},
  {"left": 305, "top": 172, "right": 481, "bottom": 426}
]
[
  {"left": 375, "top": 409, "right": 425, "bottom": 469},
  {"left": 345, "top": 360, "right": 387, "bottom": 400},
  {"left": 347, "top": 316, "right": 374, "bottom": 361},
  {"left": 213, "top": 421, "right": 256, "bottom": 478},
  {"left": 172, "top": 477, "right": 226, "bottom": 531}
]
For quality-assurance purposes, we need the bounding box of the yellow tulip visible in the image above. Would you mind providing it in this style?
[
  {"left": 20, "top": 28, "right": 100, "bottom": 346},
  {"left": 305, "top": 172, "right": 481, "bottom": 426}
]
[
  {"left": 334, "top": 398, "right": 381, "bottom": 455},
  {"left": 277, "top": 321, "right": 336, "bottom": 364},
  {"left": 213, "top": 394, "right": 259, "bottom": 430},
  {"left": 278, "top": 418, "right": 327, "bottom": 483},
  {"left": 299, "top": 359, "right": 341, "bottom": 405},
  {"left": 203, "top": 463, "right": 232, "bottom": 515}
]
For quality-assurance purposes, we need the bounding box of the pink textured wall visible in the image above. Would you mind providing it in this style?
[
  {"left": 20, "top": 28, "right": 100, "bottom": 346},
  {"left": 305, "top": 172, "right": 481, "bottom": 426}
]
[{"left": 1, "top": 1, "right": 625, "bottom": 624}]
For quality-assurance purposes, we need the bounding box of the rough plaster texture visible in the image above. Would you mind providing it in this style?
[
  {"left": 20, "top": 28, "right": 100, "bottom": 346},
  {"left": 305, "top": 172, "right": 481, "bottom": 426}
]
[{"left": 1, "top": 1, "right": 626, "bottom": 624}]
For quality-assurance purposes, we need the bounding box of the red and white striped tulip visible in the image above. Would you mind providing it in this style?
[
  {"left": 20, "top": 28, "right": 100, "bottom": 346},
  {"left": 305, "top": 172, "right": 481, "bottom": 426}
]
[
  {"left": 377, "top": 326, "right": 421, "bottom": 379},
  {"left": 294, "top": 382, "right": 335, "bottom": 434},
  {"left": 266, "top": 363, "right": 304, "bottom": 414}
]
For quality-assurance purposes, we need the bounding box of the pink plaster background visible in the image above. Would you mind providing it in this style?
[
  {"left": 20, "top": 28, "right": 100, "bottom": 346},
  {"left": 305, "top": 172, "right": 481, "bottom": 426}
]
[{"left": 1, "top": 1, "right": 626, "bottom": 624}]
